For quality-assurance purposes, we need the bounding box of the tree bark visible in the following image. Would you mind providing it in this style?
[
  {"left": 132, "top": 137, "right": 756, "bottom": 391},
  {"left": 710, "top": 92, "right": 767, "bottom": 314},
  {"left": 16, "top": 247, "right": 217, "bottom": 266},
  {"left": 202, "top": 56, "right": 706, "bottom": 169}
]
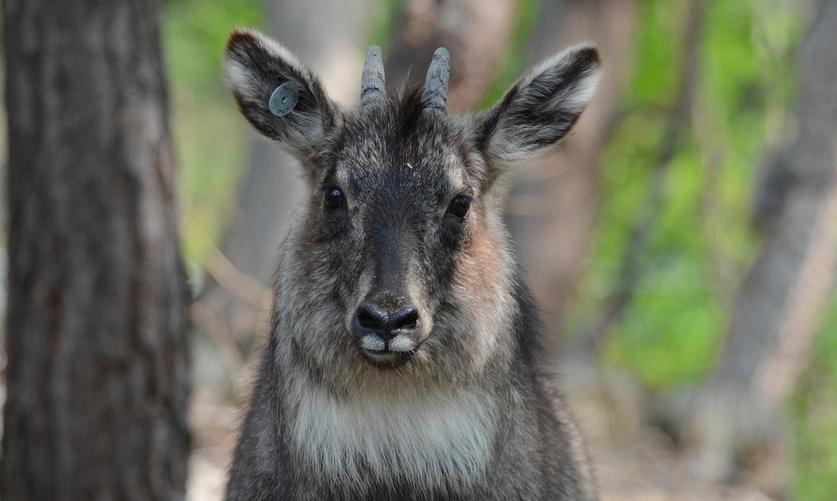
[{"left": 1, "top": 0, "right": 190, "bottom": 499}]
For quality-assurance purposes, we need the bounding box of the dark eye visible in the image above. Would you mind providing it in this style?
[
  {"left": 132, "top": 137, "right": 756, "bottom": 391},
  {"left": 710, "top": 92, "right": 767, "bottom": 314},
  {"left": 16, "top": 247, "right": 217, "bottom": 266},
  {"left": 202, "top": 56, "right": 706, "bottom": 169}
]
[
  {"left": 447, "top": 194, "right": 471, "bottom": 219},
  {"left": 324, "top": 187, "right": 343, "bottom": 209}
]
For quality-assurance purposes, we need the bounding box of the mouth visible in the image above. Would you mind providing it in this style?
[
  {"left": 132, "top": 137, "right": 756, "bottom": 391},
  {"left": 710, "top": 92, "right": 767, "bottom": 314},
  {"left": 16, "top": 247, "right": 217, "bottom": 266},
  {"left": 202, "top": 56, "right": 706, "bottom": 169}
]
[{"left": 358, "top": 334, "right": 418, "bottom": 368}]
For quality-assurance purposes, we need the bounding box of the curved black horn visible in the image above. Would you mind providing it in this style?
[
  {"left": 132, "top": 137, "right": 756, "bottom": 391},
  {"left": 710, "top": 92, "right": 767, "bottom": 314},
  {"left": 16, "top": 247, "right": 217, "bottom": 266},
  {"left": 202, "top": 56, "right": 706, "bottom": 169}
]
[
  {"left": 360, "top": 46, "right": 385, "bottom": 107},
  {"left": 422, "top": 47, "right": 450, "bottom": 113}
]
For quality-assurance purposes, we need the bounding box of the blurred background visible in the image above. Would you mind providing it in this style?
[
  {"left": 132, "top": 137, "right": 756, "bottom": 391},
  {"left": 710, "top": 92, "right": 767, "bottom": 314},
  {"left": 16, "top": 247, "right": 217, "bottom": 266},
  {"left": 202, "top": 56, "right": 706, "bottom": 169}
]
[{"left": 2, "top": 0, "right": 836, "bottom": 500}]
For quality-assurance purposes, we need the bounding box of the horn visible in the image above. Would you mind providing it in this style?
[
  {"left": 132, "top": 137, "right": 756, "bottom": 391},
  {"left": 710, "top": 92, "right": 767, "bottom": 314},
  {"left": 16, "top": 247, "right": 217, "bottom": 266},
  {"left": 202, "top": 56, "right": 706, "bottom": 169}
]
[
  {"left": 422, "top": 47, "right": 450, "bottom": 113},
  {"left": 360, "top": 46, "right": 385, "bottom": 107}
]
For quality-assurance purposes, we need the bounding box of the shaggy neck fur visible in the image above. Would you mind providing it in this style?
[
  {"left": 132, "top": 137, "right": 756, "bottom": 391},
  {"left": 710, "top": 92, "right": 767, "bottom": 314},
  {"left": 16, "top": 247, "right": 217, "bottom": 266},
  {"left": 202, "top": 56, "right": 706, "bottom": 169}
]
[{"left": 287, "top": 376, "right": 500, "bottom": 494}]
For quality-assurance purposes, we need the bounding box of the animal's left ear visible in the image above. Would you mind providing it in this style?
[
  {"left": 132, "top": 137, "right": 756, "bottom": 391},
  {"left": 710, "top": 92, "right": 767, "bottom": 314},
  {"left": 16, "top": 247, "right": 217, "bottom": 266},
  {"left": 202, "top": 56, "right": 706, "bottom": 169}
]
[
  {"left": 223, "top": 28, "right": 340, "bottom": 159},
  {"left": 475, "top": 43, "right": 602, "bottom": 183}
]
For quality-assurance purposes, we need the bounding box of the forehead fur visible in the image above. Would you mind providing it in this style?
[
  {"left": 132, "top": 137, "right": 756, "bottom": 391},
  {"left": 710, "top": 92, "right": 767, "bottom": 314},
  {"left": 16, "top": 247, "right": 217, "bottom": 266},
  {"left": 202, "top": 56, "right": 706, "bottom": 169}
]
[{"left": 323, "top": 87, "right": 478, "bottom": 192}]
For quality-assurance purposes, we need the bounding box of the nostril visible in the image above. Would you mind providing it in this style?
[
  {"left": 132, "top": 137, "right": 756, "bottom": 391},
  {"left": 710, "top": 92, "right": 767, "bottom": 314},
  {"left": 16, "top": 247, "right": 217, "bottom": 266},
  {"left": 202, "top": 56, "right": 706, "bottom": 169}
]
[
  {"left": 355, "top": 304, "right": 387, "bottom": 331},
  {"left": 389, "top": 307, "right": 420, "bottom": 331}
]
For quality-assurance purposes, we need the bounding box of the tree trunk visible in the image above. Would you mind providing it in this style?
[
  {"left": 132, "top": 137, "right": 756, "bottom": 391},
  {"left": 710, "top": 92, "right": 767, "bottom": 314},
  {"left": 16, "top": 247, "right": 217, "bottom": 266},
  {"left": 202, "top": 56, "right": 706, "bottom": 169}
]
[{"left": 1, "top": 0, "right": 190, "bottom": 499}]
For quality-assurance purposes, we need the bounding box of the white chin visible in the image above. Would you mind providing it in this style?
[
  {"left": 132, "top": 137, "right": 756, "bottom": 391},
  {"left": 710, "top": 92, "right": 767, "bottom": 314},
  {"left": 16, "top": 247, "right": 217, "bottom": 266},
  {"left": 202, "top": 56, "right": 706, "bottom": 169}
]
[
  {"left": 360, "top": 334, "right": 417, "bottom": 353},
  {"left": 359, "top": 335, "right": 418, "bottom": 366}
]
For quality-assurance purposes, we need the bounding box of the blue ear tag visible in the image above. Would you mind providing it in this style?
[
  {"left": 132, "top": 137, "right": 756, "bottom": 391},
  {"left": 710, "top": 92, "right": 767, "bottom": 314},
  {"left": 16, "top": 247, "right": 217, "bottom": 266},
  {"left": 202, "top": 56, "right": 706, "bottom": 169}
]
[{"left": 269, "top": 82, "right": 299, "bottom": 116}]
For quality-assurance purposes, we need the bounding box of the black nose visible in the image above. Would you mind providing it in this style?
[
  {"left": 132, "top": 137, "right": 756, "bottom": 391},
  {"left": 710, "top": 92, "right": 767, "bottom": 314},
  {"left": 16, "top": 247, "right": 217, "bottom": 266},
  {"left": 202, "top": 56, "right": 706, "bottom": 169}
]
[{"left": 353, "top": 303, "right": 420, "bottom": 341}]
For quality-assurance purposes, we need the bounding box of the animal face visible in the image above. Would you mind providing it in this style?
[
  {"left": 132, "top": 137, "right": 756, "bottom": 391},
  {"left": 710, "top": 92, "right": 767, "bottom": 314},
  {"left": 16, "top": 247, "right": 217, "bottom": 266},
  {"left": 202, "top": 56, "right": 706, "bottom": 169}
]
[
  {"left": 224, "top": 29, "right": 601, "bottom": 392},
  {"left": 317, "top": 101, "right": 477, "bottom": 363}
]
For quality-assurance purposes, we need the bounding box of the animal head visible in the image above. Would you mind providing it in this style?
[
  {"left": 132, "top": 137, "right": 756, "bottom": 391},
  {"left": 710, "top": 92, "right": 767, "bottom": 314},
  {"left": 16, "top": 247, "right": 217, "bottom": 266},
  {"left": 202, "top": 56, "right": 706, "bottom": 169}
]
[{"left": 224, "top": 29, "right": 601, "bottom": 392}]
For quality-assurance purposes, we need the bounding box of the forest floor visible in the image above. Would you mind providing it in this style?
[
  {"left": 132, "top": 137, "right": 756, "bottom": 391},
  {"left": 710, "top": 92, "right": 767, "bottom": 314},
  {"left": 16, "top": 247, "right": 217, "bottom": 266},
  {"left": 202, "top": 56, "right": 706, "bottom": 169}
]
[{"left": 186, "top": 356, "right": 779, "bottom": 501}]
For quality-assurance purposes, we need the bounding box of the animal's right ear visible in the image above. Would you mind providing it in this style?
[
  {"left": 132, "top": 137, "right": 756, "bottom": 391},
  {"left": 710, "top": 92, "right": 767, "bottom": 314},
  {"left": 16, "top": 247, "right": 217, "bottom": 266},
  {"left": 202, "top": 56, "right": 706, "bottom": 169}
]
[{"left": 223, "top": 29, "right": 340, "bottom": 159}]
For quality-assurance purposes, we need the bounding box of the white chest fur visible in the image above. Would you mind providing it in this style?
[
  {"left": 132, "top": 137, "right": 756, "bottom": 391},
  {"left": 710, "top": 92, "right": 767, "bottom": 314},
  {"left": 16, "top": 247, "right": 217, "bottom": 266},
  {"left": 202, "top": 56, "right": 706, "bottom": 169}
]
[{"left": 290, "top": 385, "right": 497, "bottom": 491}]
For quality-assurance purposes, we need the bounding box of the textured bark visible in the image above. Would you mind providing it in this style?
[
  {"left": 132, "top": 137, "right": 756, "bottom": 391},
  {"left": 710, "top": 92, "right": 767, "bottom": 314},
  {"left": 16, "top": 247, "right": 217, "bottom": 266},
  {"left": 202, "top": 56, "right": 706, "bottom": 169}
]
[
  {"left": 1, "top": 0, "right": 190, "bottom": 499},
  {"left": 385, "top": 0, "right": 517, "bottom": 112},
  {"left": 508, "top": 0, "right": 637, "bottom": 336}
]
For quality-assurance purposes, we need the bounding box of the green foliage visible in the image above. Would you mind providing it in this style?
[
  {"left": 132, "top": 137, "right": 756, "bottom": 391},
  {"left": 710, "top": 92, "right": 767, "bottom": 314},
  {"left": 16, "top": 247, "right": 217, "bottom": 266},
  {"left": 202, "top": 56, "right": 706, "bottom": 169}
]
[
  {"left": 570, "top": 0, "right": 801, "bottom": 387},
  {"left": 164, "top": 0, "right": 264, "bottom": 94},
  {"left": 163, "top": 0, "right": 264, "bottom": 261},
  {"left": 366, "top": 0, "right": 403, "bottom": 48},
  {"left": 562, "top": 0, "right": 836, "bottom": 496},
  {"left": 790, "top": 292, "right": 837, "bottom": 499}
]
